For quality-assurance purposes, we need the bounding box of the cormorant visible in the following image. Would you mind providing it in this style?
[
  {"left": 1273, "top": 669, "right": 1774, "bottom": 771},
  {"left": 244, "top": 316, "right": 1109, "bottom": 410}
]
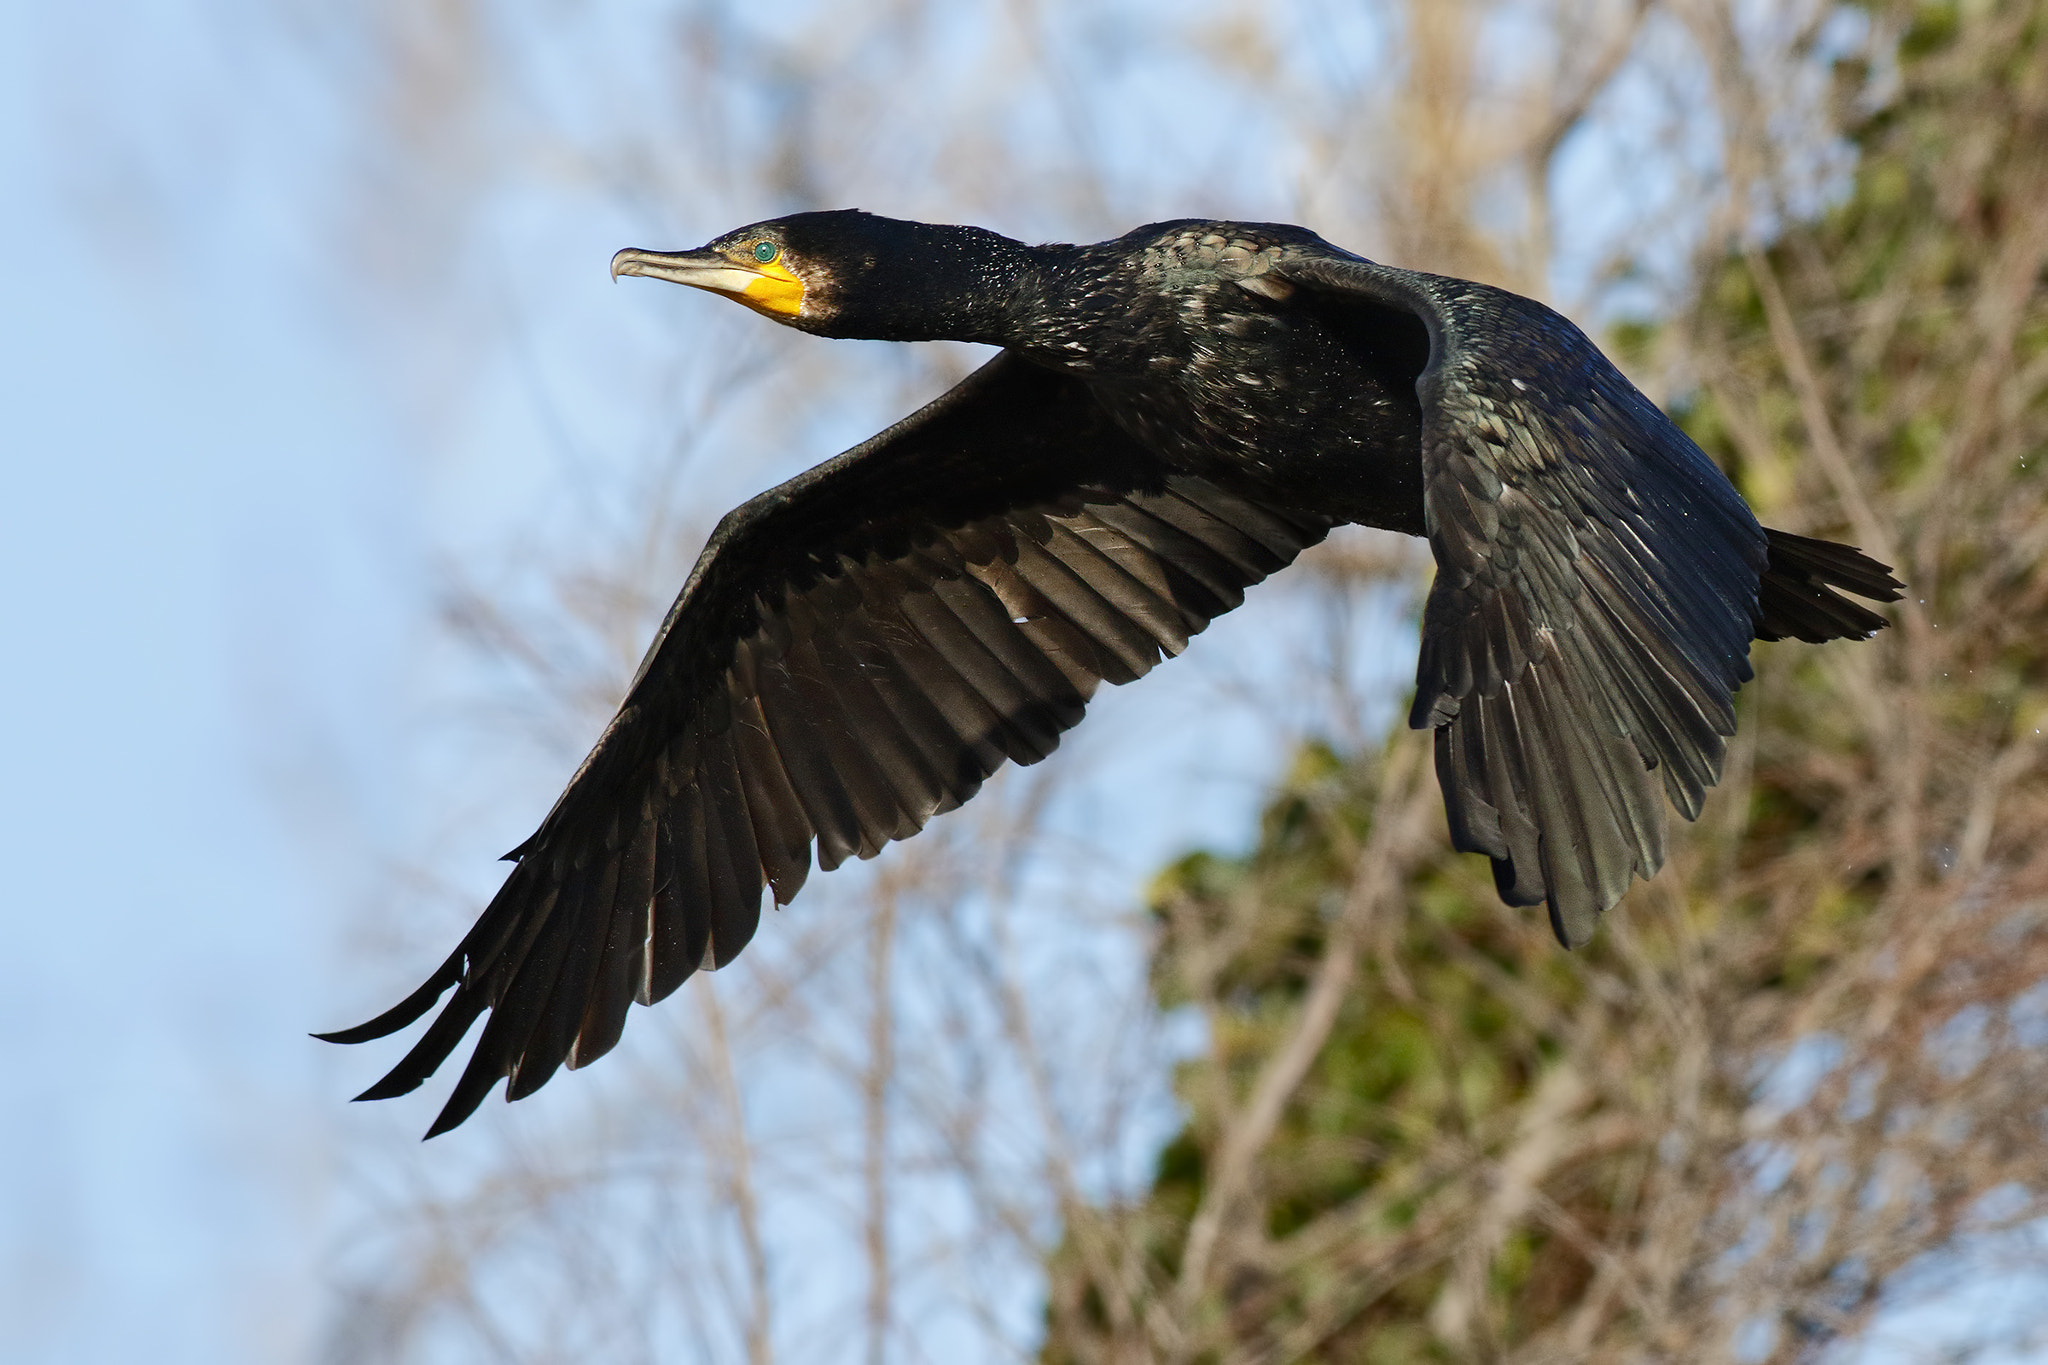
[{"left": 320, "top": 210, "right": 1902, "bottom": 1136}]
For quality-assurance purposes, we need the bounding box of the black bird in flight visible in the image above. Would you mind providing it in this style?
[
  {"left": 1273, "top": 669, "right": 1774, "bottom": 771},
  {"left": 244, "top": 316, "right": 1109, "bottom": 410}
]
[{"left": 321, "top": 211, "right": 1901, "bottom": 1135}]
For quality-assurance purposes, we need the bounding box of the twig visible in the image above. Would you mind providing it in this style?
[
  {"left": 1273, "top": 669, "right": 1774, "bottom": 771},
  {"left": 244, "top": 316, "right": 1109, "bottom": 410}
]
[{"left": 1171, "top": 733, "right": 1436, "bottom": 1330}]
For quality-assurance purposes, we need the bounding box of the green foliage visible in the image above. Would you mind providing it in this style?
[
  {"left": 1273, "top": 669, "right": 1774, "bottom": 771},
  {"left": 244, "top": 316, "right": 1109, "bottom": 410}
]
[{"left": 1044, "top": 743, "right": 1618, "bottom": 1360}]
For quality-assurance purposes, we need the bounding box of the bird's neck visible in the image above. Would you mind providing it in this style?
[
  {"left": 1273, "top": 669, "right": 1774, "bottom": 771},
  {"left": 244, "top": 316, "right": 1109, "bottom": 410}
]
[{"left": 829, "top": 228, "right": 1069, "bottom": 346}]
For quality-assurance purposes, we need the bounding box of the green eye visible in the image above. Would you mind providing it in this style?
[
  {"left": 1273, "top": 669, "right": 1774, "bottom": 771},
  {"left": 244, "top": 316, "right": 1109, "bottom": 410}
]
[{"left": 752, "top": 240, "right": 778, "bottom": 264}]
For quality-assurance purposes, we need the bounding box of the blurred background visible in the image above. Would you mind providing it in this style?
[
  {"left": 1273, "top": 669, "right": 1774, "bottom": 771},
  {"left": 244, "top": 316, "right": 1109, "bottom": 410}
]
[{"left": 5, "top": 0, "right": 2047, "bottom": 1360}]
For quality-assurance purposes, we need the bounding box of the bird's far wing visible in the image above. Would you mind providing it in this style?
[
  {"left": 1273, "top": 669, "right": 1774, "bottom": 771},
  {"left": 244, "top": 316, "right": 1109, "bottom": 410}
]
[
  {"left": 320, "top": 350, "right": 1332, "bottom": 1134},
  {"left": 1276, "top": 255, "right": 1772, "bottom": 948}
]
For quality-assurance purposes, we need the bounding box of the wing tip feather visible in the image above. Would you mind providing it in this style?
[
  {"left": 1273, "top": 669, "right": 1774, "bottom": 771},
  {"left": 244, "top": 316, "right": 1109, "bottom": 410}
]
[{"left": 313, "top": 952, "right": 464, "bottom": 1046}]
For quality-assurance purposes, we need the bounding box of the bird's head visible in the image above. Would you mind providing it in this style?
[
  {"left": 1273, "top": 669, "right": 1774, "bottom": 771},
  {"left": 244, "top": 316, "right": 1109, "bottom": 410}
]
[{"left": 611, "top": 209, "right": 1035, "bottom": 343}]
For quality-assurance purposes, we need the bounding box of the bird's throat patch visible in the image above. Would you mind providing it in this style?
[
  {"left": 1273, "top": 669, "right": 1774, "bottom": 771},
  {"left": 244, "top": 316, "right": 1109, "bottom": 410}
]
[{"left": 738, "top": 261, "right": 805, "bottom": 318}]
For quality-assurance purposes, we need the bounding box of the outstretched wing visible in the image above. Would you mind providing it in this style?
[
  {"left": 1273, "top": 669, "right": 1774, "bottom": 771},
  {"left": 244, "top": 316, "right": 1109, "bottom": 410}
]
[
  {"left": 1279, "top": 255, "right": 1777, "bottom": 947},
  {"left": 321, "top": 350, "right": 1332, "bottom": 1134}
]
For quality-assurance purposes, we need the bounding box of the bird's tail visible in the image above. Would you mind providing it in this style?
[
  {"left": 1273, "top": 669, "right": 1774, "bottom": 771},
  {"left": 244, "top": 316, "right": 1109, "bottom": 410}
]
[{"left": 1754, "top": 527, "right": 1905, "bottom": 643}]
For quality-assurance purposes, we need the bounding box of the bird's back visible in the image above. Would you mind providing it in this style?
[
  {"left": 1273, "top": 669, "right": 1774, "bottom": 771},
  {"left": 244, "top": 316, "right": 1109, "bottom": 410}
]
[{"left": 1006, "top": 221, "right": 1435, "bottom": 534}]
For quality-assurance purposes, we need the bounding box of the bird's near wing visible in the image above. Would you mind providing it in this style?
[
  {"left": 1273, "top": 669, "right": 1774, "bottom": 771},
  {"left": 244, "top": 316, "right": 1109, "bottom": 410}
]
[
  {"left": 1278, "top": 255, "right": 1778, "bottom": 948},
  {"left": 320, "top": 351, "right": 1332, "bottom": 1134}
]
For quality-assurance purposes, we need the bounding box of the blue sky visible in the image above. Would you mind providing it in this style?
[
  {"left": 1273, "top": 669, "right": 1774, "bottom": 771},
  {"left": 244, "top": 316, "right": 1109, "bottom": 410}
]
[{"left": 1, "top": 2, "right": 409, "bottom": 1357}]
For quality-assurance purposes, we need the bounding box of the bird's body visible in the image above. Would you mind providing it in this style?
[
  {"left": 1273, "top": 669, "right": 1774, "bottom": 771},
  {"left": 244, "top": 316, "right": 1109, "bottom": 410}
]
[
  {"left": 323, "top": 212, "right": 1901, "bottom": 1135},
  {"left": 882, "top": 219, "right": 1433, "bottom": 528}
]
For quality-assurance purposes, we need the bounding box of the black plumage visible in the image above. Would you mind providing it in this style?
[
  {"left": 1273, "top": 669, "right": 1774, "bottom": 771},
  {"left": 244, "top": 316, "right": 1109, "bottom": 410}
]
[{"left": 320, "top": 210, "right": 1902, "bottom": 1134}]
